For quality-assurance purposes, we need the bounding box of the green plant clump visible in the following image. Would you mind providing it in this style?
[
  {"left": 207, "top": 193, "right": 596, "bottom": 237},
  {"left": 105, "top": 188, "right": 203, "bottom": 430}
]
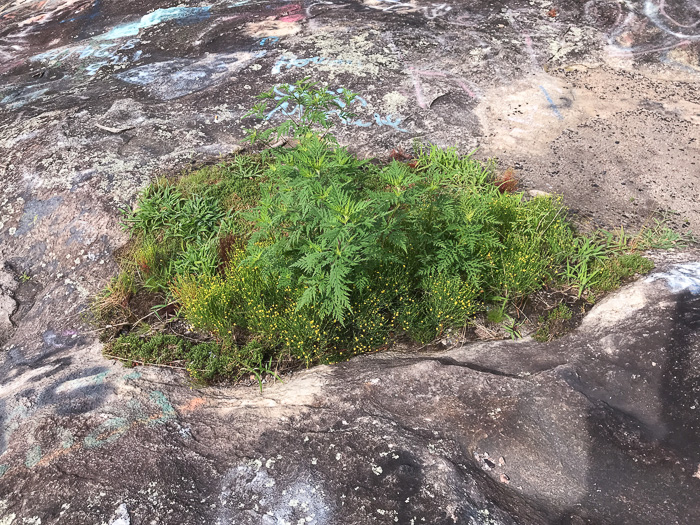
[
  {"left": 591, "top": 253, "right": 655, "bottom": 292},
  {"left": 107, "top": 333, "right": 273, "bottom": 384},
  {"left": 171, "top": 136, "right": 580, "bottom": 364},
  {"left": 98, "top": 78, "right": 678, "bottom": 381},
  {"left": 534, "top": 304, "right": 573, "bottom": 342}
]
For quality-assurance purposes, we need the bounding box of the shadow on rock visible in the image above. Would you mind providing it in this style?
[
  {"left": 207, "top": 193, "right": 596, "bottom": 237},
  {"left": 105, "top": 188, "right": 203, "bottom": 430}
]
[{"left": 558, "top": 290, "right": 700, "bottom": 524}]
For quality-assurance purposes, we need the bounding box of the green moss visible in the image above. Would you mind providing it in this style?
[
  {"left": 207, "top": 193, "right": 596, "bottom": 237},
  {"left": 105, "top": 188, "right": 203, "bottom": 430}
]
[
  {"left": 106, "top": 333, "right": 223, "bottom": 382},
  {"left": 534, "top": 304, "right": 573, "bottom": 342}
]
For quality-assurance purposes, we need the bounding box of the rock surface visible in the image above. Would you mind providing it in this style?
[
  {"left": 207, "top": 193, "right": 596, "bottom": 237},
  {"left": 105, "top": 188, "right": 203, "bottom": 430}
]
[
  {"left": 1, "top": 253, "right": 700, "bottom": 524},
  {"left": 1, "top": 0, "right": 700, "bottom": 523}
]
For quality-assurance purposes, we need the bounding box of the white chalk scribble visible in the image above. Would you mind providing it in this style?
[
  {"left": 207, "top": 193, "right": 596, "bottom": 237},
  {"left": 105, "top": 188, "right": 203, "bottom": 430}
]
[{"left": 646, "top": 262, "right": 700, "bottom": 294}]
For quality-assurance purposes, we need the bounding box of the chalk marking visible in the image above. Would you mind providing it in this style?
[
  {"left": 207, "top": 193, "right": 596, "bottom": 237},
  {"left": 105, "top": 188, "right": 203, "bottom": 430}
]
[
  {"left": 96, "top": 6, "right": 211, "bottom": 40},
  {"left": 646, "top": 262, "right": 700, "bottom": 294},
  {"left": 539, "top": 86, "right": 564, "bottom": 120},
  {"left": 365, "top": 0, "right": 451, "bottom": 19},
  {"left": 607, "top": 40, "right": 692, "bottom": 56},
  {"left": 116, "top": 51, "right": 265, "bottom": 100},
  {"left": 24, "top": 445, "right": 42, "bottom": 468},
  {"left": 657, "top": 0, "right": 700, "bottom": 29},
  {"left": 589, "top": 0, "right": 699, "bottom": 60},
  {"left": 271, "top": 53, "right": 356, "bottom": 74},
  {"left": 645, "top": 0, "right": 700, "bottom": 39},
  {"left": 84, "top": 417, "right": 130, "bottom": 448},
  {"left": 177, "top": 397, "right": 206, "bottom": 414},
  {"left": 265, "top": 84, "right": 407, "bottom": 132},
  {"left": 31, "top": 38, "right": 141, "bottom": 76},
  {"left": 258, "top": 36, "right": 279, "bottom": 46},
  {"left": 505, "top": 11, "right": 538, "bottom": 68},
  {"left": 54, "top": 371, "right": 108, "bottom": 394},
  {"left": 0, "top": 390, "right": 178, "bottom": 482},
  {"left": 306, "top": 0, "right": 334, "bottom": 18},
  {"left": 279, "top": 13, "right": 304, "bottom": 22}
]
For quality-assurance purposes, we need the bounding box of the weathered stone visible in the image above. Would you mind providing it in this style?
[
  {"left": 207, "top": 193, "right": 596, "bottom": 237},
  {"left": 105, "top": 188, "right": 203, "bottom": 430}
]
[
  {"left": 0, "top": 255, "right": 699, "bottom": 523},
  {"left": 0, "top": 269, "right": 17, "bottom": 347},
  {"left": 1, "top": 0, "right": 699, "bottom": 523}
]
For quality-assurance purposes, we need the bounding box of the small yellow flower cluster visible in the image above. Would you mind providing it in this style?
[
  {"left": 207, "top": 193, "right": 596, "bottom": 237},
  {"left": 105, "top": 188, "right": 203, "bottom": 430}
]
[{"left": 425, "top": 273, "right": 480, "bottom": 336}]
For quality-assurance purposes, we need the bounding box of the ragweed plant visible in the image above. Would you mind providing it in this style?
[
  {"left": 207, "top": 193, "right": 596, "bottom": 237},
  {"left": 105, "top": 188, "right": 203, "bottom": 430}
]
[{"left": 97, "top": 82, "right": 674, "bottom": 383}]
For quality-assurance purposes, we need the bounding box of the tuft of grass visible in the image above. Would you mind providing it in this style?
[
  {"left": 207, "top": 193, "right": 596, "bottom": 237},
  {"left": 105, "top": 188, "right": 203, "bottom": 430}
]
[
  {"left": 598, "top": 220, "right": 689, "bottom": 252},
  {"left": 591, "top": 253, "right": 655, "bottom": 292},
  {"left": 486, "top": 308, "right": 506, "bottom": 324},
  {"left": 92, "top": 271, "right": 136, "bottom": 324},
  {"left": 534, "top": 304, "right": 573, "bottom": 342}
]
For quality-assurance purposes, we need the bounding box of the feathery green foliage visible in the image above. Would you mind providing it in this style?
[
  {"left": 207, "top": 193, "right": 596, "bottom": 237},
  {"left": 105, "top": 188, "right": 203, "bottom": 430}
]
[{"left": 97, "top": 81, "right": 675, "bottom": 383}]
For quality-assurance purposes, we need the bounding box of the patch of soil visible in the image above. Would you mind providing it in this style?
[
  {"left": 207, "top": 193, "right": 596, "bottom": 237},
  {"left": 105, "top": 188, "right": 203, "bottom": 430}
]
[
  {"left": 127, "top": 288, "right": 168, "bottom": 321},
  {"left": 523, "top": 290, "right": 590, "bottom": 342}
]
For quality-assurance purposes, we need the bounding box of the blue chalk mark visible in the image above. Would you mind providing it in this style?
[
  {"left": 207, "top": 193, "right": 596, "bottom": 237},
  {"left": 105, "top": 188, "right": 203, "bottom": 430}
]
[
  {"left": 126, "top": 399, "right": 147, "bottom": 421},
  {"left": 96, "top": 6, "right": 211, "bottom": 40},
  {"left": 0, "top": 465, "right": 7, "bottom": 478},
  {"left": 272, "top": 54, "right": 355, "bottom": 75},
  {"left": 0, "top": 86, "right": 49, "bottom": 110},
  {"left": 83, "top": 417, "right": 130, "bottom": 448},
  {"left": 60, "top": 431, "right": 75, "bottom": 449},
  {"left": 539, "top": 85, "right": 564, "bottom": 120},
  {"left": 25, "top": 445, "right": 42, "bottom": 468},
  {"left": 264, "top": 85, "right": 407, "bottom": 132},
  {"left": 149, "top": 391, "right": 177, "bottom": 425},
  {"left": 123, "top": 371, "right": 142, "bottom": 380},
  {"left": 374, "top": 113, "right": 407, "bottom": 132},
  {"left": 93, "top": 371, "right": 109, "bottom": 385}
]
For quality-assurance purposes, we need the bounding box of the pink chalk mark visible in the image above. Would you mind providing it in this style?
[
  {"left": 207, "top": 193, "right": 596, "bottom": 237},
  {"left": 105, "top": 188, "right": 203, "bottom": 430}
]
[
  {"left": 453, "top": 79, "right": 476, "bottom": 98},
  {"left": 0, "top": 58, "right": 25, "bottom": 74},
  {"left": 523, "top": 34, "right": 539, "bottom": 67},
  {"left": 657, "top": 0, "right": 700, "bottom": 29},
  {"left": 411, "top": 68, "right": 477, "bottom": 99},
  {"left": 279, "top": 13, "right": 305, "bottom": 22},
  {"left": 410, "top": 69, "right": 428, "bottom": 109},
  {"left": 414, "top": 70, "right": 446, "bottom": 77},
  {"left": 524, "top": 35, "right": 534, "bottom": 53},
  {"left": 505, "top": 12, "right": 538, "bottom": 68}
]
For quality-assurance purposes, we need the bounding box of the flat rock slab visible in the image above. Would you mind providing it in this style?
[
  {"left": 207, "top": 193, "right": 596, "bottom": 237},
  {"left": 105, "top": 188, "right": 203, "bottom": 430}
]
[
  {"left": 1, "top": 1, "right": 700, "bottom": 523},
  {"left": 0, "top": 255, "right": 699, "bottom": 523}
]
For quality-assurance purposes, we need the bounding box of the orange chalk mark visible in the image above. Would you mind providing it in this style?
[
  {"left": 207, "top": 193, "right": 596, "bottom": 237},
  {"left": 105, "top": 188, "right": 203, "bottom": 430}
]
[{"left": 178, "top": 397, "right": 206, "bottom": 414}]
